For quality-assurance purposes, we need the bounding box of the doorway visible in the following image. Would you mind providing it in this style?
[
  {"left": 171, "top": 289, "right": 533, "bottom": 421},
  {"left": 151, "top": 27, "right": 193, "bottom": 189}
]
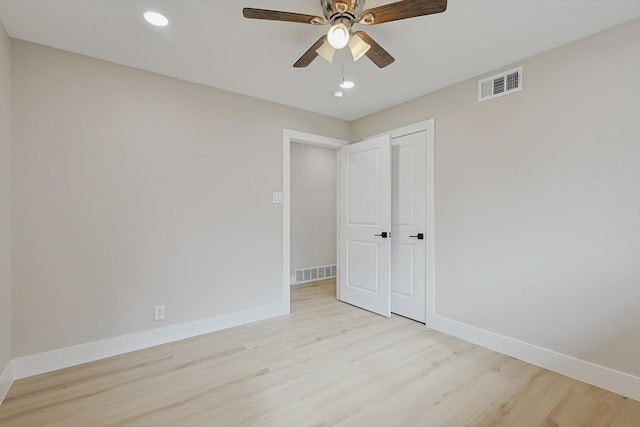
[
  {"left": 282, "top": 130, "right": 347, "bottom": 310},
  {"left": 290, "top": 142, "right": 338, "bottom": 285}
]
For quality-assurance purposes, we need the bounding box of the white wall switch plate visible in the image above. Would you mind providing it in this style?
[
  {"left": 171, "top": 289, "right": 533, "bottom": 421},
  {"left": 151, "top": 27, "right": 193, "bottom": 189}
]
[{"left": 272, "top": 192, "right": 283, "bottom": 204}]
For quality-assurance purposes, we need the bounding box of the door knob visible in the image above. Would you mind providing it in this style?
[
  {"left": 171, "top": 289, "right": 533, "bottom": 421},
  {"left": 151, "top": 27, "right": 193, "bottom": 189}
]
[
  {"left": 374, "top": 232, "right": 389, "bottom": 238},
  {"left": 409, "top": 233, "right": 424, "bottom": 240}
]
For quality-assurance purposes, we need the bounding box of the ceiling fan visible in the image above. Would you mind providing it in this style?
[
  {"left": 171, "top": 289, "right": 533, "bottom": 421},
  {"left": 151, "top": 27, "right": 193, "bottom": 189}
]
[{"left": 243, "top": 0, "right": 447, "bottom": 68}]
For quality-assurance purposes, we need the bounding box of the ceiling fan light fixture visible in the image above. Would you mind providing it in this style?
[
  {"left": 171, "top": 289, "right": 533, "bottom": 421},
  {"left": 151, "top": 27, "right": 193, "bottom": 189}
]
[
  {"left": 332, "top": 90, "right": 344, "bottom": 98},
  {"left": 327, "top": 23, "right": 351, "bottom": 49},
  {"left": 143, "top": 11, "right": 169, "bottom": 27},
  {"left": 316, "top": 40, "right": 337, "bottom": 63},
  {"left": 348, "top": 33, "right": 371, "bottom": 62}
]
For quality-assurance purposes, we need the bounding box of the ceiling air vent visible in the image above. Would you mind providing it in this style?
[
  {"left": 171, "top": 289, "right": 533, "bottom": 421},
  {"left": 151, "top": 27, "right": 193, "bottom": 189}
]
[{"left": 478, "top": 66, "right": 522, "bottom": 102}]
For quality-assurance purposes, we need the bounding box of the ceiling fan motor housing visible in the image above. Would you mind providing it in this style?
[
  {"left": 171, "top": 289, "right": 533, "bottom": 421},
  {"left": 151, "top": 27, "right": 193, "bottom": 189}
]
[{"left": 322, "top": 0, "right": 364, "bottom": 24}]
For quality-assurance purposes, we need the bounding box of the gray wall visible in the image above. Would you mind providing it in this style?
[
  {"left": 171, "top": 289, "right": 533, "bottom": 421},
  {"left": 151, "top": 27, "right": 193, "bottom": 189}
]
[
  {"left": 351, "top": 19, "right": 640, "bottom": 377},
  {"left": 290, "top": 142, "right": 337, "bottom": 277},
  {"left": 11, "top": 40, "right": 350, "bottom": 357},
  {"left": 0, "top": 19, "right": 12, "bottom": 376},
  {"left": 4, "top": 17, "right": 640, "bottom": 386}
]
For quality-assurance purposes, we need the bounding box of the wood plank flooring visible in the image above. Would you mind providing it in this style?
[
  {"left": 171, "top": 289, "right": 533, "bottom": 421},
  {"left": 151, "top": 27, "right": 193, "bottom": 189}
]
[{"left": 0, "top": 278, "right": 638, "bottom": 426}]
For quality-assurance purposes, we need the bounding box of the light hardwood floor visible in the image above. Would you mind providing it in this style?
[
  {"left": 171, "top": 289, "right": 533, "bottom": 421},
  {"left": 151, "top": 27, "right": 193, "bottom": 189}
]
[{"left": 1, "top": 278, "right": 638, "bottom": 426}]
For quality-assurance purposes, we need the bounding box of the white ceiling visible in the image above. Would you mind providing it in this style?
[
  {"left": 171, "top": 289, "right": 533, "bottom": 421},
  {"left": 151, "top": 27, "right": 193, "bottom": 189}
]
[{"left": 1, "top": 0, "right": 639, "bottom": 121}]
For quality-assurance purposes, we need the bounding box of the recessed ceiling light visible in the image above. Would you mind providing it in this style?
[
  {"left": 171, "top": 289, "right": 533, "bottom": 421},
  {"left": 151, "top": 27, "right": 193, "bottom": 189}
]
[
  {"left": 144, "top": 11, "right": 169, "bottom": 27},
  {"left": 340, "top": 80, "right": 355, "bottom": 89},
  {"left": 332, "top": 90, "right": 344, "bottom": 98}
]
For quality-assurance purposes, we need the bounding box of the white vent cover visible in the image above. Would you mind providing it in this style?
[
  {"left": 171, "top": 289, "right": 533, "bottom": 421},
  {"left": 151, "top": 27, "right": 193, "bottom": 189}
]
[
  {"left": 478, "top": 66, "right": 522, "bottom": 102},
  {"left": 294, "top": 265, "right": 337, "bottom": 284}
]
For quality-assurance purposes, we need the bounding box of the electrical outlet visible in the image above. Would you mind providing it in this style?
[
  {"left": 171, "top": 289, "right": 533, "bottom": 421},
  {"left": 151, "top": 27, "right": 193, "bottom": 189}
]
[{"left": 154, "top": 305, "right": 165, "bottom": 321}]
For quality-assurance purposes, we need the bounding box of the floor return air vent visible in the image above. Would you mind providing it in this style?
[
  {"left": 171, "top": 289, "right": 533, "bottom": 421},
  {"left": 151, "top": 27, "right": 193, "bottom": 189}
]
[{"left": 295, "top": 265, "right": 337, "bottom": 284}]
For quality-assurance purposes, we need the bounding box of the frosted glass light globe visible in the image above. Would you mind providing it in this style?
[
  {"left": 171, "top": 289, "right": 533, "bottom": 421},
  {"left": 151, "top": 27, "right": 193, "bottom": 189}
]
[{"left": 327, "top": 23, "right": 350, "bottom": 49}]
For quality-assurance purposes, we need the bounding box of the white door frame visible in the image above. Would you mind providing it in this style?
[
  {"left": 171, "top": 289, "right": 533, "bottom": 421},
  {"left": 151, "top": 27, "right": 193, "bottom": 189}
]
[
  {"left": 282, "top": 129, "right": 348, "bottom": 309},
  {"left": 365, "top": 119, "right": 435, "bottom": 324}
]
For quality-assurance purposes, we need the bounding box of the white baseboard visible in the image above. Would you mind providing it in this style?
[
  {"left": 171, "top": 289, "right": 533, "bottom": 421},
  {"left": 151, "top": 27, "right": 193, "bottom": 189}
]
[
  {"left": 12, "top": 302, "right": 289, "bottom": 380},
  {"left": 6, "top": 303, "right": 638, "bottom": 403},
  {"left": 427, "top": 313, "right": 640, "bottom": 402},
  {"left": 0, "top": 360, "right": 14, "bottom": 406}
]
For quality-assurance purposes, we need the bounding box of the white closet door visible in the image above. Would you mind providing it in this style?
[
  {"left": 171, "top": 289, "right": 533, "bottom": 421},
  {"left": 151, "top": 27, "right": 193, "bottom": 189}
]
[
  {"left": 391, "top": 131, "right": 426, "bottom": 322},
  {"left": 338, "top": 135, "right": 392, "bottom": 317}
]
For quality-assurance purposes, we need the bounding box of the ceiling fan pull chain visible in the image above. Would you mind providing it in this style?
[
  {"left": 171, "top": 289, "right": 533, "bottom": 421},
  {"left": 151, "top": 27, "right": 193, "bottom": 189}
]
[{"left": 340, "top": 48, "right": 345, "bottom": 83}]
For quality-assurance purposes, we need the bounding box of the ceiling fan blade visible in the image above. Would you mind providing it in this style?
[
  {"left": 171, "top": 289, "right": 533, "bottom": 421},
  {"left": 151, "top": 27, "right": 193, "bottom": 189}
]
[
  {"left": 359, "top": 0, "right": 447, "bottom": 25},
  {"left": 294, "top": 36, "right": 328, "bottom": 68},
  {"left": 243, "top": 8, "right": 327, "bottom": 25},
  {"left": 353, "top": 32, "right": 395, "bottom": 68}
]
